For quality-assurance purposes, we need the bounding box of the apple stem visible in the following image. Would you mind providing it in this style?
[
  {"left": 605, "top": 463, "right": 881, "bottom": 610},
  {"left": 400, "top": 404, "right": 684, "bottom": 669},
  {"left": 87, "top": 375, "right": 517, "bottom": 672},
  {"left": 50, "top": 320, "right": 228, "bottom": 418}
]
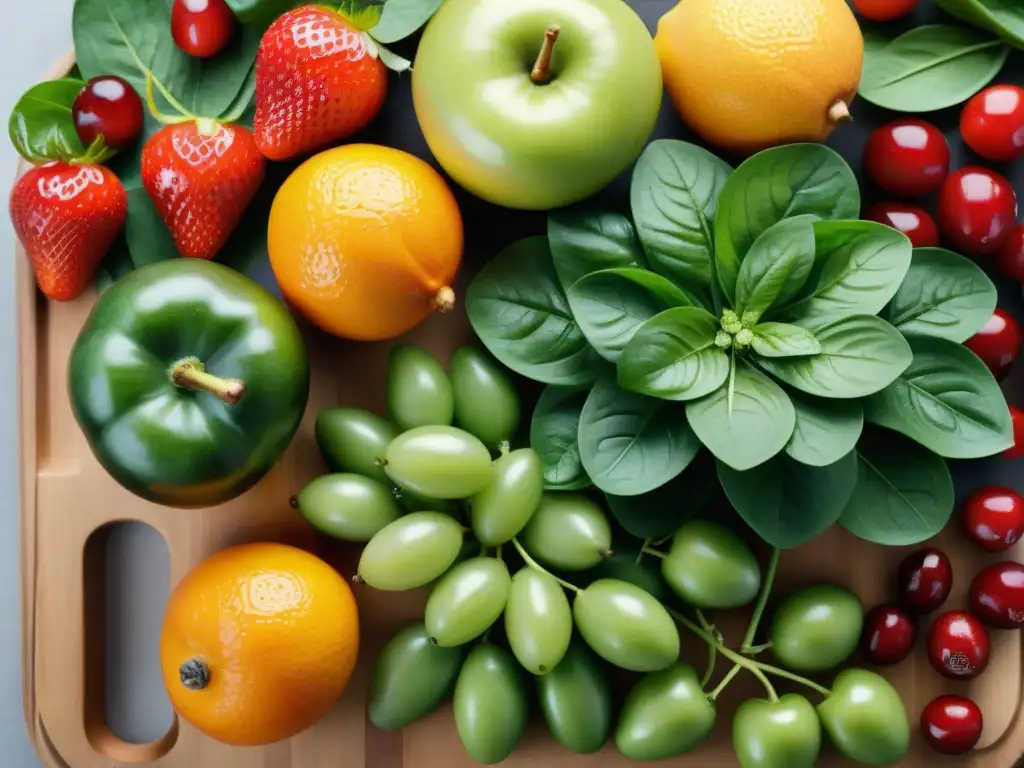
[
  {"left": 531, "top": 24, "right": 561, "bottom": 84},
  {"left": 828, "top": 99, "right": 852, "bottom": 124}
]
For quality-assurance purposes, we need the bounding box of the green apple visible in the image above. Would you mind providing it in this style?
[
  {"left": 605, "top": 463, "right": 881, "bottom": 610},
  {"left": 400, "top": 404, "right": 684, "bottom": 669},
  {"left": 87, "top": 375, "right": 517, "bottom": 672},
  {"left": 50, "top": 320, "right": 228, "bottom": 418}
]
[{"left": 412, "top": 0, "right": 663, "bottom": 211}]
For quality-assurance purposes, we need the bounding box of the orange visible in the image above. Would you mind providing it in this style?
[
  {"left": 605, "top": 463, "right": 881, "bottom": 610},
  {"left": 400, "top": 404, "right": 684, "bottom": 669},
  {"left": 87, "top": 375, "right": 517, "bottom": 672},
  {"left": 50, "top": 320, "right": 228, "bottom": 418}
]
[
  {"left": 267, "top": 143, "right": 464, "bottom": 341},
  {"left": 160, "top": 542, "right": 359, "bottom": 747},
  {"left": 655, "top": 0, "right": 864, "bottom": 154}
]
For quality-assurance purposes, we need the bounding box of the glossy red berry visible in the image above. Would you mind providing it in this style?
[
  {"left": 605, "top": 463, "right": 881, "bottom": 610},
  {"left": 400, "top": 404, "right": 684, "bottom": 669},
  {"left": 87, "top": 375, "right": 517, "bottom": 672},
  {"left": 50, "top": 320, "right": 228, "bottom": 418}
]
[
  {"left": 961, "top": 84, "right": 1024, "bottom": 163},
  {"left": 965, "top": 308, "right": 1022, "bottom": 380},
  {"left": 921, "top": 695, "right": 983, "bottom": 755},
  {"left": 996, "top": 224, "right": 1024, "bottom": 283},
  {"left": 1005, "top": 406, "right": 1024, "bottom": 459},
  {"left": 898, "top": 548, "right": 953, "bottom": 614},
  {"left": 863, "top": 202, "right": 940, "bottom": 248},
  {"left": 853, "top": 0, "right": 919, "bottom": 21},
  {"left": 864, "top": 119, "right": 950, "bottom": 197},
  {"left": 938, "top": 167, "right": 1018, "bottom": 256},
  {"left": 862, "top": 604, "right": 916, "bottom": 665},
  {"left": 71, "top": 76, "right": 144, "bottom": 149},
  {"left": 171, "top": 0, "right": 237, "bottom": 59},
  {"left": 969, "top": 561, "right": 1024, "bottom": 629},
  {"left": 926, "top": 610, "right": 991, "bottom": 680},
  {"left": 963, "top": 486, "right": 1024, "bottom": 552}
]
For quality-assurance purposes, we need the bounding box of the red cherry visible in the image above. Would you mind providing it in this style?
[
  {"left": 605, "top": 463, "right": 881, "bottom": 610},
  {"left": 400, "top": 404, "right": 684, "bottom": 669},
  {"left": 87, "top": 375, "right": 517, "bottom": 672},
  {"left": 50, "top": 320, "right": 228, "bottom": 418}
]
[
  {"left": 897, "top": 548, "right": 953, "bottom": 614},
  {"left": 921, "top": 695, "right": 984, "bottom": 755},
  {"left": 938, "top": 167, "right": 1018, "bottom": 255},
  {"left": 71, "top": 76, "right": 144, "bottom": 150},
  {"left": 961, "top": 85, "right": 1024, "bottom": 163},
  {"left": 864, "top": 119, "right": 950, "bottom": 197},
  {"left": 962, "top": 486, "right": 1024, "bottom": 552},
  {"left": 926, "top": 610, "right": 991, "bottom": 680},
  {"left": 852, "top": 0, "right": 919, "bottom": 21},
  {"left": 171, "top": 0, "right": 236, "bottom": 59},
  {"left": 996, "top": 224, "right": 1024, "bottom": 283},
  {"left": 862, "top": 604, "right": 917, "bottom": 665},
  {"left": 863, "top": 202, "right": 940, "bottom": 248},
  {"left": 964, "top": 308, "right": 1022, "bottom": 380},
  {"left": 1005, "top": 406, "right": 1024, "bottom": 459},
  {"left": 969, "top": 561, "right": 1024, "bottom": 629}
]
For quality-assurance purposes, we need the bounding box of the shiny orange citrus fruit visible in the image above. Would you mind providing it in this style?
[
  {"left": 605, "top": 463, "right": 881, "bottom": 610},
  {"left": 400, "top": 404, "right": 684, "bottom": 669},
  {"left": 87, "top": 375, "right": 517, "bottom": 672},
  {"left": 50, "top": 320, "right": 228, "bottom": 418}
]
[
  {"left": 160, "top": 542, "right": 359, "bottom": 747},
  {"left": 655, "top": 0, "right": 864, "bottom": 154},
  {"left": 267, "top": 143, "right": 464, "bottom": 341}
]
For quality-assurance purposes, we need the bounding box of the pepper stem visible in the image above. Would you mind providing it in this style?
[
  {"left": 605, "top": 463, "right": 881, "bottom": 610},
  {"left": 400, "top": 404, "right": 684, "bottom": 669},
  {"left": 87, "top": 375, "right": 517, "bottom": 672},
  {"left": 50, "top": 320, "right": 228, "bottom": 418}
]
[
  {"left": 170, "top": 359, "right": 245, "bottom": 406},
  {"left": 179, "top": 659, "right": 210, "bottom": 691},
  {"left": 531, "top": 25, "right": 561, "bottom": 84},
  {"left": 828, "top": 99, "right": 852, "bottom": 124}
]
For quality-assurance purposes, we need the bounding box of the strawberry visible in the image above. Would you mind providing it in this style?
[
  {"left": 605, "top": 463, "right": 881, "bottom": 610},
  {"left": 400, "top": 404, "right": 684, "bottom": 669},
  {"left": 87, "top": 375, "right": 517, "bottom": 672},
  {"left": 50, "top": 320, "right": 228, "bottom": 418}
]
[
  {"left": 254, "top": 6, "right": 388, "bottom": 161},
  {"left": 141, "top": 121, "right": 266, "bottom": 260},
  {"left": 10, "top": 162, "right": 127, "bottom": 301}
]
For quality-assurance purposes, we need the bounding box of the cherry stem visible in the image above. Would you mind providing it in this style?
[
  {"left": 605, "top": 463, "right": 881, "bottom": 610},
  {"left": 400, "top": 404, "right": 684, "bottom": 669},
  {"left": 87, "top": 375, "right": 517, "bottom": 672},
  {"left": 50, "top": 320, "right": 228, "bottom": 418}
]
[
  {"left": 170, "top": 359, "right": 245, "bottom": 406},
  {"left": 740, "top": 547, "right": 779, "bottom": 653},
  {"left": 708, "top": 664, "right": 741, "bottom": 700},
  {"left": 745, "top": 641, "right": 773, "bottom": 655},
  {"left": 828, "top": 99, "right": 852, "bottom": 124},
  {"left": 700, "top": 636, "right": 717, "bottom": 689},
  {"left": 531, "top": 24, "right": 561, "bottom": 84},
  {"left": 512, "top": 537, "right": 581, "bottom": 594}
]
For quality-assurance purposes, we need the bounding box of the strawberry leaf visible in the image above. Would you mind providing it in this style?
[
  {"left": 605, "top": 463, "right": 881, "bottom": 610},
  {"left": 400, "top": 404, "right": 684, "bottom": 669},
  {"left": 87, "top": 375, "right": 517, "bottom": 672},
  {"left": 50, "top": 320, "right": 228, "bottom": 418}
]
[
  {"left": 370, "top": 0, "right": 444, "bottom": 44},
  {"left": 375, "top": 42, "right": 413, "bottom": 73},
  {"left": 8, "top": 79, "right": 88, "bottom": 164},
  {"left": 338, "top": 0, "right": 387, "bottom": 30}
]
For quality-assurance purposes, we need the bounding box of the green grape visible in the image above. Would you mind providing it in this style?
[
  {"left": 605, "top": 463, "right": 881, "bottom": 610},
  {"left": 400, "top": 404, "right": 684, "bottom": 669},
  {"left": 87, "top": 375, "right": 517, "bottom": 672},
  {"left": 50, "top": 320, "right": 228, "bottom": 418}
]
[
  {"left": 504, "top": 567, "right": 572, "bottom": 674},
  {"left": 469, "top": 448, "right": 543, "bottom": 546},
  {"left": 425, "top": 557, "right": 511, "bottom": 647},
  {"left": 573, "top": 579, "right": 680, "bottom": 672},
  {"left": 293, "top": 473, "right": 402, "bottom": 542},
  {"left": 387, "top": 344, "right": 454, "bottom": 431},
  {"left": 454, "top": 644, "right": 528, "bottom": 765},
  {"left": 368, "top": 622, "right": 464, "bottom": 731},
  {"left": 450, "top": 346, "right": 521, "bottom": 449},
  {"left": 385, "top": 425, "right": 495, "bottom": 499},
  {"left": 314, "top": 407, "right": 396, "bottom": 485},
  {"left": 520, "top": 493, "right": 612, "bottom": 571},
  {"left": 590, "top": 552, "right": 675, "bottom": 606},
  {"left": 538, "top": 639, "right": 612, "bottom": 754},
  {"left": 662, "top": 519, "right": 761, "bottom": 609},
  {"left": 357, "top": 512, "right": 465, "bottom": 590},
  {"left": 616, "top": 664, "right": 716, "bottom": 760}
]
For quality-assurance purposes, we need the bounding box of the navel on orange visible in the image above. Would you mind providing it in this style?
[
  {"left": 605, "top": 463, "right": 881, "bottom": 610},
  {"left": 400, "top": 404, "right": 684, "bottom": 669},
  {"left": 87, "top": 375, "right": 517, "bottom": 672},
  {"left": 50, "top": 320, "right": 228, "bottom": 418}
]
[
  {"left": 267, "top": 143, "right": 464, "bottom": 341},
  {"left": 160, "top": 542, "right": 359, "bottom": 747}
]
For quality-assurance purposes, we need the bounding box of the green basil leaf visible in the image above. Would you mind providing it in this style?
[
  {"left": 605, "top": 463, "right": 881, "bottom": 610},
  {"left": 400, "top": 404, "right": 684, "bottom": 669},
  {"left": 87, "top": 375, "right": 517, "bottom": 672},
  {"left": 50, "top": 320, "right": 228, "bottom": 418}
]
[
  {"left": 124, "top": 186, "right": 179, "bottom": 268},
  {"left": 859, "top": 25, "right": 1010, "bottom": 112},
  {"left": 338, "top": 0, "right": 386, "bottom": 29},
  {"left": 630, "top": 139, "right": 732, "bottom": 293},
  {"left": 864, "top": 335, "right": 1013, "bottom": 459},
  {"left": 751, "top": 323, "right": 821, "bottom": 358},
  {"left": 617, "top": 307, "right": 729, "bottom": 401},
  {"left": 785, "top": 391, "right": 864, "bottom": 467},
  {"left": 715, "top": 144, "right": 860, "bottom": 304},
  {"left": 567, "top": 268, "right": 692, "bottom": 363},
  {"left": 734, "top": 215, "right": 817, "bottom": 323},
  {"left": 840, "top": 430, "right": 954, "bottom": 546},
  {"left": 529, "top": 385, "right": 592, "bottom": 491},
  {"left": 882, "top": 247, "right": 997, "bottom": 342},
  {"left": 467, "top": 237, "right": 604, "bottom": 386},
  {"left": 758, "top": 314, "right": 912, "bottom": 399},
  {"left": 718, "top": 451, "right": 858, "bottom": 549},
  {"left": 686, "top": 359, "right": 795, "bottom": 471},
  {"left": 548, "top": 210, "right": 644, "bottom": 292},
  {"left": 371, "top": 0, "right": 444, "bottom": 43},
  {"left": 8, "top": 79, "right": 86, "bottom": 163},
  {"left": 605, "top": 451, "right": 716, "bottom": 538},
  {"left": 934, "top": 0, "right": 1024, "bottom": 48},
  {"left": 780, "top": 220, "right": 913, "bottom": 322},
  {"left": 578, "top": 374, "right": 699, "bottom": 496}
]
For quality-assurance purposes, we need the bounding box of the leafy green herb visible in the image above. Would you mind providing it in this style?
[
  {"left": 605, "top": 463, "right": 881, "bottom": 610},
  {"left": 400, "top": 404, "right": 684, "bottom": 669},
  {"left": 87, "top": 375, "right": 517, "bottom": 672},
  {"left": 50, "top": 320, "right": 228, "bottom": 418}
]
[
  {"left": 630, "top": 139, "right": 731, "bottom": 294},
  {"left": 8, "top": 79, "right": 95, "bottom": 164},
  {"left": 785, "top": 391, "right": 864, "bottom": 467},
  {"left": 529, "top": 385, "right": 592, "bottom": 491},
  {"left": 882, "top": 247, "right": 997, "bottom": 342},
  {"left": 616, "top": 307, "right": 729, "bottom": 401},
  {"left": 864, "top": 335, "right": 1013, "bottom": 459},
  {"left": 751, "top": 323, "right": 821, "bottom": 358},
  {"left": 934, "top": 0, "right": 1024, "bottom": 48},
  {"left": 123, "top": 187, "right": 178, "bottom": 268},
  {"left": 714, "top": 144, "right": 860, "bottom": 304},
  {"left": 578, "top": 374, "right": 699, "bottom": 496},
  {"left": 734, "top": 215, "right": 817, "bottom": 324},
  {"left": 466, "top": 237, "right": 605, "bottom": 386},
  {"left": 548, "top": 210, "right": 644, "bottom": 292},
  {"left": 718, "top": 451, "right": 858, "bottom": 549},
  {"left": 567, "top": 268, "right": 691, "bottom": 363},
  {"left": 859, "top": 25, "right": 1010, "bottom": 112},
  {"left": 840, "top": 430, "right": 955, "bottom": 546}
]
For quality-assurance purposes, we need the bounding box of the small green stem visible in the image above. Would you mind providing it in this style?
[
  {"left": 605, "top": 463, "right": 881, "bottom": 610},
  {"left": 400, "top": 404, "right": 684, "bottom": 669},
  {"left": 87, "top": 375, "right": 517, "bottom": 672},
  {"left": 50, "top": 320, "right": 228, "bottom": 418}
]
[
  {"left": 752, "top": 661, "right": 832, "bottom": 697},
  {"left": 700, "top": 639, "right": 716, "bottom": 689},
  {"left": 495, "top": 544, "right": 503, "bottom": 562},
  {"left": 744, "top": 641, "right": 773, "bottom": 656},
  {"left": 740, "top": 547, "right": 780, "bottom": 653},
  {"left": 707, "top": 664, "right": 741, "bottom": 701},
  {"left": 635, "top": 539, "right": 652, "bottom": 565},
  {"left": 641, "top": 546, "right": 665, "bottom": 559},
  {"left": 512, "top": 538, "right": 581, "bottom": 594}
]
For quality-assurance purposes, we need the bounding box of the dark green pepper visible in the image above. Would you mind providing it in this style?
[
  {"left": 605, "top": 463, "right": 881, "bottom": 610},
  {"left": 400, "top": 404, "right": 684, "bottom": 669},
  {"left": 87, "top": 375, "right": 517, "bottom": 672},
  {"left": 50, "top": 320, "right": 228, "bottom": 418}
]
[{"left": 68, "top": 260, "right": 309, "bottom": 507}]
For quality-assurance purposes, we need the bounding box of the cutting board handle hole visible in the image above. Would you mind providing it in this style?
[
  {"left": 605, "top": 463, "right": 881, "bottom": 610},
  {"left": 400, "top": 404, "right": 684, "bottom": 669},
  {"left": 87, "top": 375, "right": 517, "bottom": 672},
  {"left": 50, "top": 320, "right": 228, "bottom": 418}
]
[{"left": 83, "top": 522, "right": 178, "bottom": 763}]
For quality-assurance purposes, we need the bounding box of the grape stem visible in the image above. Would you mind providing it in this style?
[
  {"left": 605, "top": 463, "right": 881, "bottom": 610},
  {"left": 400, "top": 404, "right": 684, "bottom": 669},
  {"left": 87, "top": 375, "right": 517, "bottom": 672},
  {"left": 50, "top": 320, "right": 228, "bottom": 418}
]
[
  {"left": 741, "top": 547, "right": 779, "bottom": 653},
  {"left": 495, "top": 544, "right": 503, "bottom": 562},
  {"left": 641, "top": 546, "right": 665, "bottom": 559},
  {"left": 707, "top": 664, "right": 741, "bottom": 701},
  {"left": 512, "top": 537, "right": 581, "bottom": 594}
]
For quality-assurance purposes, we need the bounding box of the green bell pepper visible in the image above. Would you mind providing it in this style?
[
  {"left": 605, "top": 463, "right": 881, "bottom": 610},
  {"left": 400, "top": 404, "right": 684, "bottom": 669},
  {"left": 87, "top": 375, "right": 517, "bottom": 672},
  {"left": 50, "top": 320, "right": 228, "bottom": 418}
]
[{"left": 68, "top": 260, "right": 310, "bottom": 508}]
